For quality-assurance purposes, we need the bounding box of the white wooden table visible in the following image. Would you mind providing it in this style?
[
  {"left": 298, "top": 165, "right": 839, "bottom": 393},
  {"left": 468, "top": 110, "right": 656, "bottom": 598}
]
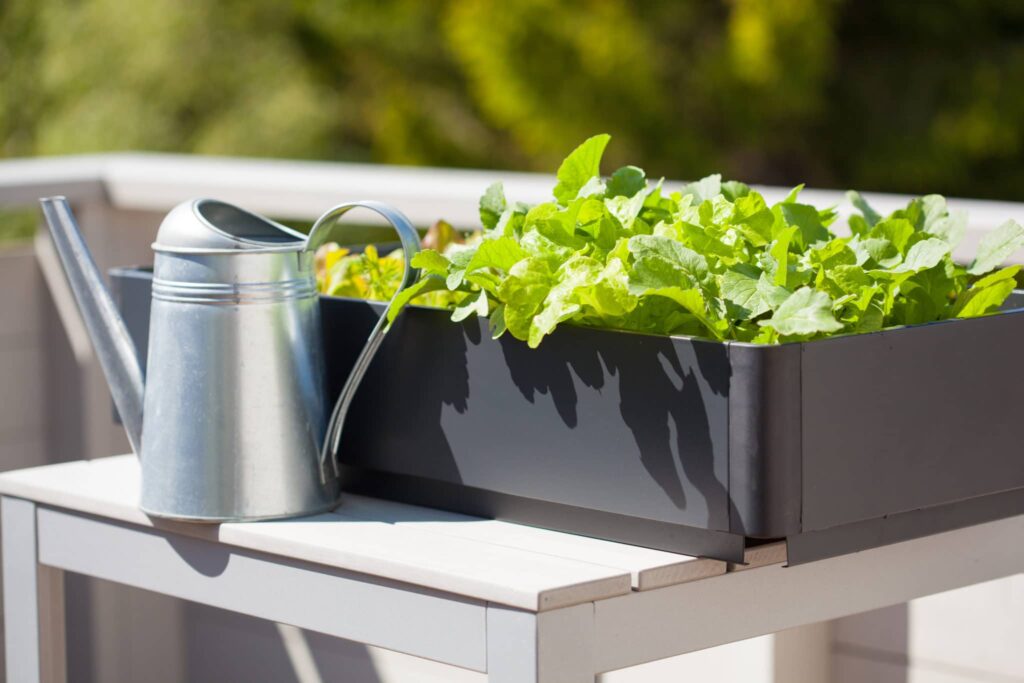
[{"left": 2, "top": 456, "right": 1023, "bottom": 683}]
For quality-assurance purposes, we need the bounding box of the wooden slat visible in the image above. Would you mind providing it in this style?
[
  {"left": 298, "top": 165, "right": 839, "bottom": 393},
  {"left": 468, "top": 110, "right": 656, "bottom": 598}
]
[
  {"left": 728, "top": 542, "right": 787, "bottom": 572},
  {"left": 0, "top": 457, "right": 631, "bottom": 611},
  {"left": 220, "top": 511, "right": 629, "bottom": 612},
  {"left": 338, "top": 494, "right": 725, "bottom": 591},
  {"left": 36, "top": 507, "right": 488, "bottom": 671},
  {"left": 590, "top": 513, "right": 1024, "bottom": 673}
]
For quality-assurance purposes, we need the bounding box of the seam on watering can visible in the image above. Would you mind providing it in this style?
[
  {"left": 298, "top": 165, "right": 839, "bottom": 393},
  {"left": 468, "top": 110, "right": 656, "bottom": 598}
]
[
  {"left": 152, "top": 276, "right": 317, "bottom": 304},
  {"left": 151, "top": 243, "right": 307, "bottom": 255}
]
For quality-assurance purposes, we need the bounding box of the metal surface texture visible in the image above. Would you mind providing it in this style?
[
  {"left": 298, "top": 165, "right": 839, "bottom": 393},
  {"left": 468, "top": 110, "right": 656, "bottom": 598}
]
[
  {"left": 143, "top": 242, "right": 336, "bottom": 521},
  {"left": 152, "top": 198, "right": 307, "bottom": 252},
  {"left": 41, "top": 196, "right": 420, "bottom": 522},
  {"left": 40, "top": 197, "right": 146, "bottom": 455}
]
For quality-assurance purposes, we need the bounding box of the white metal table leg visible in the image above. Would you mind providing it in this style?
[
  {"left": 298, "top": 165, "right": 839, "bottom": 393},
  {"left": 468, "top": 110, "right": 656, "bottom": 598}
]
[
  {"left": 486, "top": 603, "right": 596, "bottom": 683},
  {"left": 2, "top": 497, "right": 67, "bottom": 683}
]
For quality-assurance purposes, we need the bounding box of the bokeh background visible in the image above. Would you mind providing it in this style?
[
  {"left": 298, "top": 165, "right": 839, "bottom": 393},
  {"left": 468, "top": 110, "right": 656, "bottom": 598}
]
[{"left": 4, "top": 0, "right": 1024, "bottom": 205}]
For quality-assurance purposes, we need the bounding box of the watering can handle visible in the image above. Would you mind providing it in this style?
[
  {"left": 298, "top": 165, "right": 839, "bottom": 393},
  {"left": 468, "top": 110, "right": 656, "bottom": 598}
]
[{"left": 307, "top": 201, "right": 421, "bottom": 483}]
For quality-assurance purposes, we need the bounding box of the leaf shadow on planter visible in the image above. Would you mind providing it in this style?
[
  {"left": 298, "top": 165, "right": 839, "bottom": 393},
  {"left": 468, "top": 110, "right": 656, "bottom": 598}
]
[
  {"left": 497, "top": 324, "right": 731, "bottom": 524},
  {"left": 326, "top": 301, "right": 469, "bottom": 485},
  {"left": 327, "top": 299, "right": 731, "bottom": 532}
]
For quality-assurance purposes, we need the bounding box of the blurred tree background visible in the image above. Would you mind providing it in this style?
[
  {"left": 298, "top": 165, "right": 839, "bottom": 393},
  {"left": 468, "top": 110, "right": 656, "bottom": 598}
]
[{"left": 3, "top": 0, "right": 1024, "bottom": 200}]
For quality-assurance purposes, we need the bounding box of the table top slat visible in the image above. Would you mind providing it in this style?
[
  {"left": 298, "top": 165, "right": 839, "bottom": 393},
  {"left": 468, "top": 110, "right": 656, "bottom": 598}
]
[
  {"left": 338, "top": 494, "right": 726, "bottom": 590},
  {"left": 0, "top": 456, "right": 652, "bottom": 610}
]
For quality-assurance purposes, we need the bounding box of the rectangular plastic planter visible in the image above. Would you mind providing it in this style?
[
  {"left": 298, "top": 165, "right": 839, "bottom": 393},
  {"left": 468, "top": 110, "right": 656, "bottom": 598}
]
[{"left": 112, "top": 268, "right": 1024, "bottom": 564}]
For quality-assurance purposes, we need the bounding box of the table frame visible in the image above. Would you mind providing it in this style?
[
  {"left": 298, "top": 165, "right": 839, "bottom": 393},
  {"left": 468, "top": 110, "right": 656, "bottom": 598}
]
[{"left": 5, "top": 495, "right": 1024, "bottom": 683}]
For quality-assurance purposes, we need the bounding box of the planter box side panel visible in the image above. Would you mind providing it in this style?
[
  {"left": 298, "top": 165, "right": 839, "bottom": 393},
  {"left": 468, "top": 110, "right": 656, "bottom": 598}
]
[
  {"left": 325, "top": 298, "right": 732, "bottom": 532},
  {"left": 727, "top": 343, "right": 802, "bottom": 538},
  {"left": 800, "top": 312, "right": 1024, "bottom": 532},
  {"left": 787, "top": 486, "right": 1024, "bottom": 564}
]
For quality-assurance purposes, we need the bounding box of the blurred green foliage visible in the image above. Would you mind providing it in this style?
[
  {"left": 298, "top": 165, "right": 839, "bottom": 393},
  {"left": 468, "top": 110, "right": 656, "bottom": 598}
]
[
  {"left": 0, "top": 210, "right": 36, "bottom": 243},
  {"left": 3, "top": 0, "right": 1024, "bottom": 202}
]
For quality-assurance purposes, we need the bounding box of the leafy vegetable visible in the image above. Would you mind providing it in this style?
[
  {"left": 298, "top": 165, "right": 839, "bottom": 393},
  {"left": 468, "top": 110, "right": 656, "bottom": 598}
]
[
  {"left": 968, "top": 220, "right": 1024, "bottom": 275},
  {"left": 335, "top": 135, "right": 1024, "bottom": 347},
  {"left": 316, "top": 219, "right": 463, "bottom": 311}
]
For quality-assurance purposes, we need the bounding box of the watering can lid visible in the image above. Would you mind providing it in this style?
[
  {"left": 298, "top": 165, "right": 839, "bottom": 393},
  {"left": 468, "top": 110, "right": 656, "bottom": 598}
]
[{"left": 153, "top": 199, "right": 308, "bottom": 253}]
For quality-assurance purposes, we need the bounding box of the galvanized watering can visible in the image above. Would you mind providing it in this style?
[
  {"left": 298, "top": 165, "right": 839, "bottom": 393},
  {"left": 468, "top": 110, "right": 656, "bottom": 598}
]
[{"left": 40, "top": 197, "right": 419, "bottom": 521}]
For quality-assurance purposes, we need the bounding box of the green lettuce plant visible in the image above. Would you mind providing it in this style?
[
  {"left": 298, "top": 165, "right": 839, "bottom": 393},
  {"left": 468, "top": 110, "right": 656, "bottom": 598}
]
[{"left": 386, "top": 134, "right": 1024, "bottom": 347}]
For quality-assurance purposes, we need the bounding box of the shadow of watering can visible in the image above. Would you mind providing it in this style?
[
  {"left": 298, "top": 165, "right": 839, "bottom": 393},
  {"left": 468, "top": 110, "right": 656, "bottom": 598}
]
[{"left": 40, "top": 197, "right": 420, "bottom": 521}]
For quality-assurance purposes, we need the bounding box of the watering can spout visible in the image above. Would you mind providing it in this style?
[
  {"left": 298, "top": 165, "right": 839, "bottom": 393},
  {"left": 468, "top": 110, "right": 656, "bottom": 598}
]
[{"left": 39, "top": 197, "right": 146, "bottom": 455}]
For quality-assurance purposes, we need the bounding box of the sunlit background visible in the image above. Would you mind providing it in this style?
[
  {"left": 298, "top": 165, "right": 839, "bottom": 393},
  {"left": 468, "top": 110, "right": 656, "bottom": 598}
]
[{"left": 4, "top": 0, "right": 1024, "bottom": 202}]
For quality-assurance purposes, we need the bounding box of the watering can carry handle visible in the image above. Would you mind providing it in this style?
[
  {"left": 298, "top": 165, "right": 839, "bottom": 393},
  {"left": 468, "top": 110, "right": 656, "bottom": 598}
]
[{"left": 307, "top": 201, "right": 421, "bottom": 482}]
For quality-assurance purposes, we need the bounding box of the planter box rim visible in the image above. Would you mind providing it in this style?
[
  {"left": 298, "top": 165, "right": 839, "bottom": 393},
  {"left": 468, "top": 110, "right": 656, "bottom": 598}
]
[{"left": 323, "top": 289, "right": 1024, "bottom": 348}]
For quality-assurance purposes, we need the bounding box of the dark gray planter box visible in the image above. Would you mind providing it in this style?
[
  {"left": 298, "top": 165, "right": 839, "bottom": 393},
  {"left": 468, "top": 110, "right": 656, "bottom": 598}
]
[{"left": 111, "top": 267, "right": 1024, "bottom": 564}]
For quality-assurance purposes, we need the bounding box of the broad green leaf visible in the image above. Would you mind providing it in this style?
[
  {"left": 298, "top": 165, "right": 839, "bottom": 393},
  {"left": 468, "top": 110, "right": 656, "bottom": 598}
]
[
  {"left": 926, "top": 207, "right": 967, "bottom": 249},
  {"left": 855, "top": 237, "right": 902, "bottom": 269},
  {"left": 848, "top": 214, "right": 871, "bottom": 237},
  {"left": 607, "top": 166, "right": 646, "bottom": 198},
  {"left": 896, "top": 237, "right": 951, "bottom": 272},
  {"left": 575, "top": 175, "right": 606, "bottom": 199},
  {"left": 968, "top": 220, "right": 1024, "bottom": 275},
  {"left": 847, "top": 190, "right": 882, "bottom": 227},
  {"left": 758, "top": 288, "right": 844, "bottom": 336},
  {"left": 699, "top": 196, "right": 733, "bottom": 227},
  {"left": 640, "top": 286, "right": 723, "bottom": 339},
  {"left": 498, "top": 258, "right": 554, "bottom": 341},
  {"left": 809, "top": 238, "right": 857, "bottom": 271},
  {"left": 757, "top": 273, "right": 791, "bottom": 310},
  {"left": 451, "top": 289, "right": 489, "bottom": 322},
  {"left": 721, "top": 180, "right": 752, "bottom": 201},
  {"left": 605, "top": 191, "right": 648, "bottom": 231},
  {"left": 410, "top": 249, "right": 451, "bottom": 277},
  {"left": 576, "top": 257, "right": 637, "bottom": 318},
  {"left": 721, "top": 267, "right": 771, "bottom": 319},
  {"left": 826, "top": 264, "right": 871, "bottom": 294},
  {"left": 627, "top": 234, "right": 708, "bottom": 291},
  {"left": 920, "top": 195, "right": 947, "bottom": 231},
  {"left": 732, "top": 193, "right": 774, "bottom": 246},
  {"left": 573, "top": 199, "right": 618, "bottom": 249},
  {"left": 465, "top": 270, "right": 501, "bottom": 296},
  {"left": 782, "top": 184, "right": 805, "bottom": 204},
  {"left": 870, "top": 218, "right": 915, "bottom": 254},
  {"left": 954, "top": 265, "right": 1021, "bottom": 317},
  {"left": 444, "top": 245, "right": 477, "bottom": 288},
  {"left": 769, "top": 226, "right": 797, "bottom": 286},
  {"left": 528, "top": 255, "right": 602, "bottom": 347},
  {"left": 681, "top": 174, "right": 722, "bottom": 203},
  {"left": 679, "top": 221, "right": 736, "bottom": 260},
  {"left": 479, "top": 182, "right": 506, "bottom": 231},
  {"left": 466, "top": 236, "right": 528, "bottom": 273},
  {"left": 528, "top": 201, "right": 588, "bottom": 249},
  {"left": 553, "top": 134, "right": 610, "bottom": 205},
  {"left": 777, "top": 203, "right": 829, "bottom": 249},
  {"left": 385, "top": 276, "right": 449, "bottom": 324}
]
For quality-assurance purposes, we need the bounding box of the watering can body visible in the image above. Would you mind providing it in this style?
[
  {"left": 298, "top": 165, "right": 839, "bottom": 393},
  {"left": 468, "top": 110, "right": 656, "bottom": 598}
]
[{"left": 40, "top": 197, "right": 418, "bottom": 522}]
